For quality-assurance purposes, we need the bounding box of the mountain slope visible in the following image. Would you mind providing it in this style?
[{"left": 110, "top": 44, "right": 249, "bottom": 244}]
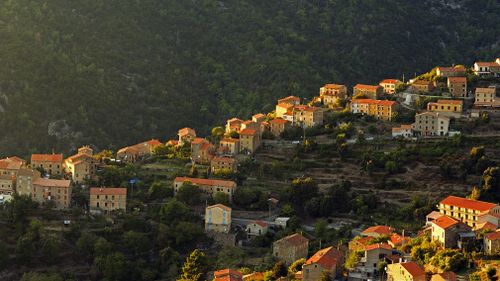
[{"left": 0, "top": 0, "right": 499, "bottom": 156}]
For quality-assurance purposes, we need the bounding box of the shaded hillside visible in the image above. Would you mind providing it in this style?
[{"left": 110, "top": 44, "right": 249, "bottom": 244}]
[{"left": 0, "top": 0, "right": 499, "bottom": 157}]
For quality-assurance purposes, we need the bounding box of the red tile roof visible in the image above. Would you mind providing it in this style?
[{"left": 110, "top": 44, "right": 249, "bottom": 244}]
[
  {"left": 362, "top": 225, "right": 394, "bottom": 236},
  {"left": 448, "top": 76, "right": 467, "bottom": 83},
  {"left": 31, "top": 154, "right": 63, "bottom": 163},
  {"left": 389, "top": 233, "right": 409, "bottom": 246},
  {"left": 270, "top": 118, "right": 288, "bottom": 125},
  {"left": 474, "top": 222, "right": 497, "bottom": 232},
  {"left": 33, "top": 178, "right": 71, "bottom": 188},
  {"left": 435, "top": 99, "right": 463, "bottom": 105},
  {"left": 239, "top": 128, "right": 257, "bottom": 136},
  {"left": 354, "top": 84, "right": 381, "bottom": 91},
  {"left": 252, "top": 113, "right": 266, "bottom": 119},
  {"left": 475, "top": 62, "right": 500, "bottom": 67},
  {"left": 413, "top": 80, "right": 432, "bottom": 85},
  {"left": 90, "top": 187, "right": 127, "bottom": 196},
  {"left": 178, "top": 127, "right": 196, "bottom": 136},
  {"left": 147, "top": 139, "right": 162, "bottom": 146},
  {"left": 438, "top": 66, "right": 465, "bottom": 72},
  {"left": 221, "top": 138, "right": 240, "bottom": 143},
  {"left": 191, "top": 138, "right": 207, "bottom": 145},
  {"left": 278, "top": 96, "right": 300, "bottom": 104},
  {"left": 365, "top": 243, "right": 392, "bottom": 251},
  {"left": 433, "top": 271, "right": 457, "bottom": 281},
  {"left": 351, "top": 99, "right": 396, "bottom": 106},
  {"left": 323, "top": 83, "right": 345, "bottom": 89},
  {"left": 380, "top": 79, "right": 400, "bottom": 84},
  {"left": 401, "top": 262, "right": 425, "bottom": 278},
  {"left": 0, "top": 159, "right": 23, "bottom": 170},
  {"left": 174, "top": 177, "right": 237, "bottom": 188},
  {"left": 293, "top": 105, "right": 319, "bottom": 112},
  {"left": 207, "top": 204, "right": 232, "bottom": 212},
  {"left": 276, "top": 233, "right": 308, "bottom": 247},
  {"left": 214, "top": 269, "right": 243, "bottom": 281},
  {"left": 305, "top": 246, "right": 343, "bottom": 269},
  {"left": 432, "top": 215, "right": 459, "bottom": 230},
  {"left": 254, "top": 220, "right": 268, "bottom": 228},
  {"left": 485, "top": 231, "right": 500, "bottom": 241},
  {"left": 440, "top": 196, "right": 498, "bottom": 212},
  {"left": 354, "top": 236, "right": 374, "bottom": 247}
]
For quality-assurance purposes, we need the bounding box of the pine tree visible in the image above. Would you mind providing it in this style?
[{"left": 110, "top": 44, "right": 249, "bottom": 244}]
[{"left": 178, "top": 249, "right": 207, "bottom": 281}]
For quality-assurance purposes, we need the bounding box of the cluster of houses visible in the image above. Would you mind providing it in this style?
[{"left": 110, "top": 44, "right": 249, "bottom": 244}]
[
  {"left": 0, "top": 147, "right": 127, "bottom": 214},
  {"left": 209, "top": 195, "right": 499, "bottom": 281}
]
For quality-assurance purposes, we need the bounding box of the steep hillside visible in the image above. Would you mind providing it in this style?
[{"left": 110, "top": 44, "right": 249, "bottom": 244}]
[{"left": 0, "top": 0, "right": 499, "bottom": 156}]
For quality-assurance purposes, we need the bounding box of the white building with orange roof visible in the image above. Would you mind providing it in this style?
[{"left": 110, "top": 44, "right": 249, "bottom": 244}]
[
  {"left": 427, "top": 99, "right": 463, "bottom": 118},
  {"left": 379, "top": 79, "right": 402, "bottom": 94},
  {"left": 219, "top": 138, "right": 240, "bottom": 156},
  {"left": 473, "top": 60, "right": 500, "bottom": 78},
  {"left": 32, "top": 178, "right": 71, "bottom": 209},
  {"left": 353, "top": 84, "right": 383, "bottom": 99},
  {"left": 239, "top": 128, "right": 261, "bottom": 154},
  {"left": 447, "top": 77, "right": 467, "bottom": 98},
  {"left": 348, "top": 243, "right": 392, "bottom": 280},
  {"left": 392, "top": 124, "right": 413, "bottom": 139},
  {"left": 31, "top": 153, "right": 64, "bottom": 175},
  {"left": 430, "top": 215, "right": 471, "bottom": 248},
  {"left": 173, "top": 177, "right": 237, "bottom": 202},
  {"left": 205, "top": 204, "right": 232, "bottom": 233},
  {"left": 226, "top": 118, "right": 244, "bottom": 133},
  {"left": 177, "top": 127, "right": 196, "bottom": 145},
  {"left": 246, "top": 220, "right": 269, "bottom": 237},
  {"left": 438, "top": 196, "right": 500, "bottom": 228},
  {"left": 302, "top": 246, "right": 344, "bottom": 281},
  {"left": 386, "top": 261, "right": 426, "bottom": 281},
  {"left": 90, "top": 187, "right": 127, "bottom": 214}
]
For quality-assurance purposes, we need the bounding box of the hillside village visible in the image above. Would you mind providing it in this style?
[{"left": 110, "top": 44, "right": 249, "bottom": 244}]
[{"left": 1, "top": 58, "right": 500, "bottom": 281}]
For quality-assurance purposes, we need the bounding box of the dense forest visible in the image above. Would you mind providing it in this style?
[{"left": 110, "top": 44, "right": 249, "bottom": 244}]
[{"left": 0, "top": 0, "right": 499, "bottom": 157}]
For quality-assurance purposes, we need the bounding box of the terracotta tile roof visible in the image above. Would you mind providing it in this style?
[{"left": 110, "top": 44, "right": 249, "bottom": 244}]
[
  {"left": 254, "top": 220, "right": 268, "bottom": 228},
  {"left": 191, "top": 137, "right": 207, "bottom": 145},
  {"left": 166, "top": 140, "right": 179, "bottom": 146},
  {"left": 178, "top": 127, "right": 196, "bottom": 137},
  {"left": 293, "top": 105, "right": 319, "bottom": 112},
  {"left": 440, "top": 196, "right": 498, "bottom": 212},
  {"left": 354, "top": 84, "right": 381, "bottom": 91},
  {"left": 435, "top": 99, "right": 463, "bottom": 105},
  {"left": 117, "top": 146, "right": 139, "bottom": 154},
  {"left": 214, "top": 269, "right": 243, "bottom": 278},
  {"left": 474, "top": 222, "right": 497, "bottom": 232},
  {"left": 305, "top": 246, "right": 343, "bottom": 269},
  {"left": 475, "top": 62, "right": 500, "bottom": 67},
  {"left": 252, "top": 113, "right": 266, "bottom": 119},
  {"left": 278, "top": 96, "right": 300, "bottom": 104},
  {"left": 270, "top": 118, "right": 288, "bottom": 125},
  {"left": 432, "top": 271, "right": 457, "bottom": 281},
  {"left": 380, "top": 79, "right": 400, "bottom": 84},
  {"left": 426, "top": 211, "right": 443, "bottom": 220},
  {"left": 355, "top": 236, "right": 374, "bottom": 247},
  {"left": 214, "top": 276, "right": 242, "bottom": 281},
  {"left": 323, "top": 83, "right": 345, "bottom": 89},
  {"left": 365, "top": 243, "right": 392, "bottom": 251},
  {"left": 448, "top": 76, "right": 466, "bottom": 83},
  {"left": 432, "top": 215, "right": 459, "bottom": 230},
  {"left": 207, "top": 204, "right": 232, "bottom": 212},
  {"left": 362, "top": 225, "right": 394, "bottom": 236},
  {"left": 33, "top": 178, "right": 70, "bottom": 188},
  {"left": 413, "top": 80, "right": 432, "bottom": 85},
  {"left": 147, "top": 139, "right": 162, "bottom": 146},
  {"left": 351, "top": 99, "right": 396, "bottom": 106},
  {"left": 221, "top": 138, "right": 240, "bottom": 143},
  {"left": 275, "top": 233, "right": 308, "bottom": 247},
  {"left": 90, "top": 187, "right": 127, "bottom": 196},
  {"left": 437, "top": 66, "right": 465, "bottom": 72},
  {"left": 475, "top": 87, "right": 496, "bottom": 95},
  {"left": 227, "top": 118, "right": 243, "bottom": 124},
  {"left": 401, "top": 262, "right": 425, "bottom": 278},
  {"left": 415, "top": 111, "right": 451, "bottom": 120},
  {"left": 174, "top": 177, "right": 237, "bottom": 188},
  {"left": 389, "top": 233, "right": 409, "bottom": 246},
  {"left": 0, "top": 159, "right": 23, "bottom": 170},
  {"left": 485, "top": 231, "right": 500, "bottom": 241},
  {"left": 31, "top": 154, "right": 63, "bottom": 163},
  {"left": 17, "top": 168, "right": 37, "bottom": 177},
  {"left": 4, "top": 156, "right": 25, "bottom": 163},
  {"left": 212, "top": 157, "right": 236, "bottom": 164},
  {"left": 239, "top": 128, "right": 257, "bottom": 136}
]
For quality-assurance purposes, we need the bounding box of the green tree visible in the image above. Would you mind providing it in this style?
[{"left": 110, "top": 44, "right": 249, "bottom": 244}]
[
  {"left": 288, "top": 258, "right": 306, "bottom": 274},
  {"left": 94, "top": 252, "right": 127, "bottom": 281},
  {"left": 76, "top": 232, "right": 96, "bottom": 261},
  {"left": 176, "top": 182, "right": 202, "bottom": 205},
  {"left": 213, "top": 192, "right": 230, "bottom": 205},
  {"left": 178, "top": 249, "right": 208, "bottom": 281},
  {"left": 94, "top": 237, "right": 113, "bottom": 257},
  {"left": 271, "top": 261, "right": 288, "bottom": 279},
  {"left": 20, "top": 272, "right": 64, "bottom": 281}
]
